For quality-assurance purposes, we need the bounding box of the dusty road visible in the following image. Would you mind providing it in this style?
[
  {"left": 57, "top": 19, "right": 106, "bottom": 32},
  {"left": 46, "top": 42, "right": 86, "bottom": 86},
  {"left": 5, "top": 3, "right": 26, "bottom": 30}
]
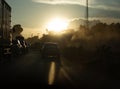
[
  {"left": 0, "top": 49, "right": 119, "bottom": 89},
  {"left": 0, "top": 49, "right": 74, "bottom": 88}
]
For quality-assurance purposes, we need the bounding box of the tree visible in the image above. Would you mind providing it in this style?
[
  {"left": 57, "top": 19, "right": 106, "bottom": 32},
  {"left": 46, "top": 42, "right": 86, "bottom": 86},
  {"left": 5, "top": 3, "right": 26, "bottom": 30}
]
[
  {"left": 11, "top": 24, "right": 24, "bottom": 40},
  {"left": 12, "top": 24, "right": 23, "bottom": 33}
]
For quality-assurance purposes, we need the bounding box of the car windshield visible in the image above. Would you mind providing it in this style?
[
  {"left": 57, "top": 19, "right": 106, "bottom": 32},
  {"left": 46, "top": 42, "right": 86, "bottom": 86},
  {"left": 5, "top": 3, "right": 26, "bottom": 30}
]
[{"left": 0, "top": 0, "right": 120, "bottom": 89}]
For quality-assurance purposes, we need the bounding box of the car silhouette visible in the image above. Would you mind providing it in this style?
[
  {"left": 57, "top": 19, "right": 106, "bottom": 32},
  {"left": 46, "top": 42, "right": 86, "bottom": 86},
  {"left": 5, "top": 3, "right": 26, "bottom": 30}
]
[
  {"left": 41, "top": 42, "right": 60, "bottom": 60},
  {"left": 11, "top": 39, "right": 22, "bottom": 57}
]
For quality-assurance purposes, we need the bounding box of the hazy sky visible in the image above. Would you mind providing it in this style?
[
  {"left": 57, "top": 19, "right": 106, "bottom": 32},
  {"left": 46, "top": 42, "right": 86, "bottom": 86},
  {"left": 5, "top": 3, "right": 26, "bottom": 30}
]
[{"left": 7, "top": 0, "right": 120, "bottom": 37}]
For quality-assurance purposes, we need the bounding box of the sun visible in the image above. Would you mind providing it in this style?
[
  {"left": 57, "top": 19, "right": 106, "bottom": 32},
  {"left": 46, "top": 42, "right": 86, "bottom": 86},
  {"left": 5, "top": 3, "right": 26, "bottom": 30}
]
[{"left": 46, "top": 18, "right": 68, "bottom": 32}]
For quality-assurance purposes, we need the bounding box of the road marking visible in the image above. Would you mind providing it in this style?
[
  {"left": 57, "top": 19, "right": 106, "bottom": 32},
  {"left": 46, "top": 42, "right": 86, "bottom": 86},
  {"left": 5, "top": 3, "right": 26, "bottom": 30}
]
[
  {"left": 61, "top": 68, "right": 80, "bottom": 89},
  {"left": 61, "top": 68, "right": 73, "bottom": 83},
  {"left": 48, "top": 62, "right": 55, "bottom": 85}
]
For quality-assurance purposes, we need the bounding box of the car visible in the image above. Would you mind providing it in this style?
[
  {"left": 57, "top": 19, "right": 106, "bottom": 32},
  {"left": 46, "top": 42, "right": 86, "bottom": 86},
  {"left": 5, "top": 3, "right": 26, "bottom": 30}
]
[
  {"left": 11, "top": 39, "right": 22, "bottom": 57},
  {"left": 41, "top": 42, "right": 60, "bottom": 60},
  {"left": 19, "top": 40, "right": 28, "bottom": 54},
  {"left": 15, "top": 36, "right": 28, "bottom": 54}
]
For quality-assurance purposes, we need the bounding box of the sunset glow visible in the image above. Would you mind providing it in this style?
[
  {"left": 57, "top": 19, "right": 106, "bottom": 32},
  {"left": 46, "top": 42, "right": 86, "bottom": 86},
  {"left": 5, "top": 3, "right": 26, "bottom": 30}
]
[{"left": 46, "top": 18, "right": 68, "bottom": 32}]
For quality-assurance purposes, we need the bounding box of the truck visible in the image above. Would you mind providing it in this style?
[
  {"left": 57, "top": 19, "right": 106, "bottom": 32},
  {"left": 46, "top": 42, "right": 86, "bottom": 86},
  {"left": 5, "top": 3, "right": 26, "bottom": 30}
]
[{"left": 0, "top": 0, "right": 12, "bottom": 61}]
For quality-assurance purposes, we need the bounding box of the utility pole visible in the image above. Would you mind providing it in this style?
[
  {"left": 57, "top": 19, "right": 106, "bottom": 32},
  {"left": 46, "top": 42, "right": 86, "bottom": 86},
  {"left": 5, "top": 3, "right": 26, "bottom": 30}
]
[{"left": 86, "top": 0, "right": 89, "bottom": 30}]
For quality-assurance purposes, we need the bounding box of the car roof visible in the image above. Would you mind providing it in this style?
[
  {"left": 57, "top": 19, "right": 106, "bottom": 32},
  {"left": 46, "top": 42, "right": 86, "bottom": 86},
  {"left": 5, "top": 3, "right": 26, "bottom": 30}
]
[{"left": 43, "top": 42, "right": 58, "bottom": 45}]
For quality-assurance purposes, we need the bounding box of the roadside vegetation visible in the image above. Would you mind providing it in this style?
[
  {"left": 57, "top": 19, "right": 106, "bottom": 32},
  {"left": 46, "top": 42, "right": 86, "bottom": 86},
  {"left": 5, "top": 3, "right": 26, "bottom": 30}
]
[{"left": 25, "top": 22, "right": 120, "bottom": 78}]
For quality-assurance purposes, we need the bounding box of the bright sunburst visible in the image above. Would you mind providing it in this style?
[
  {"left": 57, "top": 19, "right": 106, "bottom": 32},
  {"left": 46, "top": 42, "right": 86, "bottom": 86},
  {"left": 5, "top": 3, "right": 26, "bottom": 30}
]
[{"left": 46, "top": 18, "right": 68, "bottom": 32}]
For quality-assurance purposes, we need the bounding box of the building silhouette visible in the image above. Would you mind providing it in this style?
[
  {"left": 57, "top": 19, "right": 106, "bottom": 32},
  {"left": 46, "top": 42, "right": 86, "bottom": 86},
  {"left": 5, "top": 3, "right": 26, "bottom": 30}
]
[{"left": 0, "top": 0, "right": 11, "bottom": 40}]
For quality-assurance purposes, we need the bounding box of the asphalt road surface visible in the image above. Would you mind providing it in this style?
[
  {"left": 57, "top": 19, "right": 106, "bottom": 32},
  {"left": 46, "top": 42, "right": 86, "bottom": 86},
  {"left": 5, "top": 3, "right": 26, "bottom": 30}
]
[
  {"left": 0, "top": 49, "right": 74, "bottom": 89},
  {"left": 0, "top": 49, "right": 119, "bottom": 89}
]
